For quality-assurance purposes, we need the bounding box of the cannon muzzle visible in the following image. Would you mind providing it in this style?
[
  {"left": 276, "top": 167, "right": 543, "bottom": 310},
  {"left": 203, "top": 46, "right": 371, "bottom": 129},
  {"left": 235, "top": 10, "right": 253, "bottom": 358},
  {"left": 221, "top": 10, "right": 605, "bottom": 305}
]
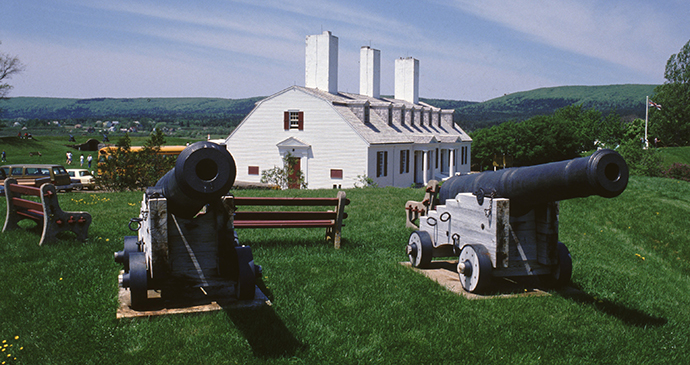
[
  {"left": 155, "top": 141, "right": 236, "bottom": 217},
  {"left": 438, "top": 149, "right": 628, "bottom": 207}
]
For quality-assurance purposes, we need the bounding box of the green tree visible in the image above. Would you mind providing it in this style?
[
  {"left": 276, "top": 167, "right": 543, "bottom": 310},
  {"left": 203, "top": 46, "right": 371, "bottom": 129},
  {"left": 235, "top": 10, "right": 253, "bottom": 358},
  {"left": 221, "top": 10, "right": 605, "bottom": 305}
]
[
  {"left": 650, "top": 39, "right": 690, "bottom": 146},
  {"left": 469, "top": 104, "right": 604, "bottom": 169}
]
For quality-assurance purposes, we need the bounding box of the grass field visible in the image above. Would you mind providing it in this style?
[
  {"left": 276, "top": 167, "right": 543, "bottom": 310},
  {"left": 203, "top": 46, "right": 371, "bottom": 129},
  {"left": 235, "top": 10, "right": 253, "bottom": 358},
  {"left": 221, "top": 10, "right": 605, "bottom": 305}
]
[
  {"left": 1, "top": 175, "right": 690, "bottom": 364},
  {"left": 0, "top": 135, "right": 203, "bottom": 167}
]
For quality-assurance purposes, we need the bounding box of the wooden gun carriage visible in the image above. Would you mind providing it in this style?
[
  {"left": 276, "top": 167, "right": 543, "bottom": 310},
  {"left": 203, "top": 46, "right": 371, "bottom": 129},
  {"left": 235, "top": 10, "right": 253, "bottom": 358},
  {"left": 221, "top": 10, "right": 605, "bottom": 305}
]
[
  {"left": 405, "top": 149, "right": 629, "bottom": 293},
  {"left": 114, "top": 141, "right": 260, "bottom": 309}
]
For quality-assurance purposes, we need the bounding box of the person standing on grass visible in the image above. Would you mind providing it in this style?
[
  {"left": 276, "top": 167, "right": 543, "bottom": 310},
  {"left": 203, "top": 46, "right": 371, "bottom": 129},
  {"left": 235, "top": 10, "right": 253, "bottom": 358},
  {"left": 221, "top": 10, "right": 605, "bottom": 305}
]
[
  {"left": 1, "top": 150, "right": 6, "bottom": 162},
  {"left": 66, "top": 151, "right": 73, "bottom": 165},
  {"left": 87, "top": 154, "right": 93, "bottom": 169},
  {"left": 80, "top": 154, "right": 84, "bottom": 167}
]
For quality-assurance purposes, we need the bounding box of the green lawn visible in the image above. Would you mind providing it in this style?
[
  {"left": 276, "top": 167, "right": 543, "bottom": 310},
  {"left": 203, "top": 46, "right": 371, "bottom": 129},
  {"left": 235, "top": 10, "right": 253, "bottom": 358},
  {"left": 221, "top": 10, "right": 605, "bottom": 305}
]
[{"left": 1, "top": 176, "right": 690, "bottom": 364}]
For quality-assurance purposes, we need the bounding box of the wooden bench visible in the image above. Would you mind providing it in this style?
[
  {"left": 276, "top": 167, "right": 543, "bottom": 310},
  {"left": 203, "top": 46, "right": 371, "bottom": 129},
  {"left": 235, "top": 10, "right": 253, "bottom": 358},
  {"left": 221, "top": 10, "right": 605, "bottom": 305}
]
[
  {"left": 225, "top": 191, "right": 349, "bottom": 249},
  {"left": 2, "top": 178, "right": 92, "bottom": 245}
]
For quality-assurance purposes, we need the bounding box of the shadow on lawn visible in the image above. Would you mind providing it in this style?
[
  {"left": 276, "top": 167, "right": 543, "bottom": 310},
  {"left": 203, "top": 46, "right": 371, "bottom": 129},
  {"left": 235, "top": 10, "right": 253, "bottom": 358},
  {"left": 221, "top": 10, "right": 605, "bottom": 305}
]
[
  {"left": 557, "top": 285, "right": 667, "bottom": 328},
  {"left": 222, "top": 280, "right": 308, "bottom": 359}
]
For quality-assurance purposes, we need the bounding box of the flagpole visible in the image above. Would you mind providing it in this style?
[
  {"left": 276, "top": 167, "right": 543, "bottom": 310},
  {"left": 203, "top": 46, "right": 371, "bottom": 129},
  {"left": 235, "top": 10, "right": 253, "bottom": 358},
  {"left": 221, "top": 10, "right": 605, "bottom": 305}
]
[{"left": 645, "top": 96, "right": 649, "bottom": 149}]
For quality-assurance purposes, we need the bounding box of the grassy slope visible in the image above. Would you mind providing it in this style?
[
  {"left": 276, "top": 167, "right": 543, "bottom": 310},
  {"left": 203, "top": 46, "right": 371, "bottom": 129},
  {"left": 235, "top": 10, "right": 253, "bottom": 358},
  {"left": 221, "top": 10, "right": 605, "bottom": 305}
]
[
  {"left": 456, "top": 84, "right": 658, "bottom": 130},
  {"left": 1, "top": 176, "right": 689, "bottom": 363},
  {"left": 0, "top": 97, "right": 263, "bottom": 120},
  {"left": 0, "top": 135, "right": 203, "bottom": 167}
]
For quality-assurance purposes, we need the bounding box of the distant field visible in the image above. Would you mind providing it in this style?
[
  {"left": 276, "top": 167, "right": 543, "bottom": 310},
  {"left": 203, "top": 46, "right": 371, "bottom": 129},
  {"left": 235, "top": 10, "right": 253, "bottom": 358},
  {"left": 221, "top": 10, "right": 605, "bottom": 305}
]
[{"left": 0, "top": 135, "right": 205, "bottom": 167}]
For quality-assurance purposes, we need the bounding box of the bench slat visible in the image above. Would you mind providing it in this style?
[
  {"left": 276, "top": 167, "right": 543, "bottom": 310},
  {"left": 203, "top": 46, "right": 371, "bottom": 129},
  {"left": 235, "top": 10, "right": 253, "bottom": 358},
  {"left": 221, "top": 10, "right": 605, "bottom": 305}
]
[
  {"left": 234, "top": 220, "right": 335, "bottom": 228},
  {"left": 232, "top": 197, "right": 349, "bottom": 206},
  {"left": 16, "top": 210, "right": 43, "bottom": 221},
  {"left": 234, "top": 211, "right": 348, "bottom": 221},
  {"left": 8, "top": 184, "right": 42, "bottom": 196},
  {"left": 11, "top": 197, "right": 44, "bottom": 211}
]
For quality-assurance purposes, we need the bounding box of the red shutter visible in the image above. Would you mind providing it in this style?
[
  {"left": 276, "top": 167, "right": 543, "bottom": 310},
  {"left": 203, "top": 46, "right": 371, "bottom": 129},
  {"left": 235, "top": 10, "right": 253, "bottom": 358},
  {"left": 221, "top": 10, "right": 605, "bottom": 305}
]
[
  {"left": 284, "top": 111, "right": 289, "bottom": 130},
  {"left": 298, "top": 111, "right": 304, "bottom": 130},
  {"left": 248, "top": 166, "right": 259, "bottom": 175},
  {"left": 330, "top": 169, "right": 343, "bottom": 179}
]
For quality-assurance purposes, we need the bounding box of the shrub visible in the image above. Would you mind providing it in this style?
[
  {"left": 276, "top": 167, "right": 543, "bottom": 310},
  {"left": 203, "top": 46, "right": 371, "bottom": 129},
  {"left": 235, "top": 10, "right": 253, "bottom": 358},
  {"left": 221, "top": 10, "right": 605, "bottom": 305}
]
[{"left": 662, "top": 163, "right": 690, "bottom": 182}]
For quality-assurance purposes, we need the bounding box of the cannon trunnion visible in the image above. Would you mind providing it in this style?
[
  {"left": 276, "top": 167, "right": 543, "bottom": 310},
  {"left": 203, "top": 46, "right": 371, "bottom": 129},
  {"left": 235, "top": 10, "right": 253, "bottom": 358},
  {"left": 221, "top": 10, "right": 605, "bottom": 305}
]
[
  {"left": 113, "top": 141, "right": 260, "bottom": 309},
  {"left": 406, "top": 149, "right": 629, "bottom": 293}
]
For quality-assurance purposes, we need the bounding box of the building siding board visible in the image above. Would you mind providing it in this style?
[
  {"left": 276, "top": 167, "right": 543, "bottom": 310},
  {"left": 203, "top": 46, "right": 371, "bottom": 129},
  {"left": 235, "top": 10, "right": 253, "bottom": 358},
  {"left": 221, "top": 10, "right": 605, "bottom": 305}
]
[{"left": 226, "top": 88, "right": 368, "bottom": 189}]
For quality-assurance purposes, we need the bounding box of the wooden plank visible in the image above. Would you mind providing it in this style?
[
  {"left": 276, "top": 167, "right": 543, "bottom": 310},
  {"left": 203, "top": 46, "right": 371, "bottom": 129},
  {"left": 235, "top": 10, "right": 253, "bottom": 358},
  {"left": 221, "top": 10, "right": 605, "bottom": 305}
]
[
  {"left": 232, "top": 196, "right": 349, "bottom": 206},
  {"left": 234, "top": 220, "right": 334, "bottom": 228},
  {"left": 16, "top": 210, "right": 43, "bottom": 221},
  {"left": 116, "top": 286, "right": 269, "bottom": 319},
  {"left": 234, "top": 211, "right": 344, "bottom": 221},
  {"left": 11, "top": 197, "right": 44, "bottom": 211},
  {"left": 401, "top": 261, "right": 550, "bottom": 300},
  {"left": 8, "top": 184, "right": 41, "bottom": 196}
]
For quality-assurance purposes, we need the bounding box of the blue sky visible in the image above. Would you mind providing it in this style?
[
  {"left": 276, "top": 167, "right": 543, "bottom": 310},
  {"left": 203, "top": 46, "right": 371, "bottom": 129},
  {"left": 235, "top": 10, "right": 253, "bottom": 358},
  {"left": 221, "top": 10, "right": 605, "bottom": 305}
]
[{"left": 1, "top": 0, "right": 688, "bottom": 101}]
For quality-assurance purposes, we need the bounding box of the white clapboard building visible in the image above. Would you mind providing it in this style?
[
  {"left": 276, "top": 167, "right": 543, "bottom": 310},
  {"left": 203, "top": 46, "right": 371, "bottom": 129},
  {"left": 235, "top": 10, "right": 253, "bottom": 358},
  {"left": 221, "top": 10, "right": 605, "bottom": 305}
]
[{"left": 225, "top": 31, "right": 472, "bottom": 189}]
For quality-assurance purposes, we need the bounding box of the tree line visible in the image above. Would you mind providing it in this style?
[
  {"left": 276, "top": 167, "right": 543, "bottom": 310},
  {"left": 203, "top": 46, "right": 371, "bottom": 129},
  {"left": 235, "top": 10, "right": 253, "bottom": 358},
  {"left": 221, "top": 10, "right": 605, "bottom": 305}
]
[{"left": 470, "top": 39, "right": 690, "bottom": 178}]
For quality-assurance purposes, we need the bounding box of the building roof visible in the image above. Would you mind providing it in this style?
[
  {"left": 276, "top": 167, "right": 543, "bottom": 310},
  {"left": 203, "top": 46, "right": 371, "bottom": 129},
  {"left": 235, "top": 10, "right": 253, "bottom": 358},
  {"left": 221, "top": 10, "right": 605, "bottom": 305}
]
[{"left": 286, "top": 86, "right": 471, "bottom": 146}]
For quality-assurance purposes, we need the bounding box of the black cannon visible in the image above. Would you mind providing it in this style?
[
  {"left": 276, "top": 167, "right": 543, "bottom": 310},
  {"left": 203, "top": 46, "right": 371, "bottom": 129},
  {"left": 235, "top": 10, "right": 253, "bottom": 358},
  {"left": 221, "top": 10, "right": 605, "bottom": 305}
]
[
  {"left": 405, "top": 149, "right": 629, "bottom": 293},
  {"left": 155, "top": 141, "right": 237, "bottom": 218},
  {"left": 114, "top": 141, "right": 261, "bottom": 310}
]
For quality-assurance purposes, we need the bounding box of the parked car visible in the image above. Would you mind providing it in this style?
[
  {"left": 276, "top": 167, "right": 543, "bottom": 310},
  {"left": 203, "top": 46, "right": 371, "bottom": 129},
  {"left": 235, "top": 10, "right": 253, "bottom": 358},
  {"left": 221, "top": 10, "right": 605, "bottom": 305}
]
[
  {"left": 0, "top": 164, "right": 73, "bottom": 191},
  {"left": 67, "top": 169, "right": 96, "bottom": 190}
]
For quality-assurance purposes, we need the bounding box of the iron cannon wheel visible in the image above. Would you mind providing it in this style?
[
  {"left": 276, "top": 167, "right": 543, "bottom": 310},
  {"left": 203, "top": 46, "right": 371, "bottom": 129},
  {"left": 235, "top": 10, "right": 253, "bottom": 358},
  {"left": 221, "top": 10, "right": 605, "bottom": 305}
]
[
  {"left": 551, "top": 242, "right": 572, "bottom": 287},
  {"left": 457, "top": 244, "right": 492, "bottom": 293},
  {"left": 407, "top": 231, "right": 433, "bottom": 268},
  {"left": 118, "top": 235, "right": 140, "bottom": 273},
  {"left": 235, "top": 246, "right": 256, "bottom": 300},
  {"left": 128, "top": 252, "right": 148, "bottom": 309}
]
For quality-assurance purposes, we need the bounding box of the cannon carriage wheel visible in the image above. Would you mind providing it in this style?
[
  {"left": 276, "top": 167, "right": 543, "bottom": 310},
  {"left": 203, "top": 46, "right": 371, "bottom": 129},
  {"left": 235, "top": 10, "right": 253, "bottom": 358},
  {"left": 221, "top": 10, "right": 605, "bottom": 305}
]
[
  {"left": 235, "top": 246, "right": 256, "bottom": 300},
  {"left": 407, "top": 231, "right": 433, "bottom": 268},
  {"left": 548, "top": 241, "right": 572, "bottom": 288},
  {"left": 457, "top": 244, "right": 492, "bottom": 293},
  {"left": 128, "top": 252, "right": 149, "bottom": 309}
]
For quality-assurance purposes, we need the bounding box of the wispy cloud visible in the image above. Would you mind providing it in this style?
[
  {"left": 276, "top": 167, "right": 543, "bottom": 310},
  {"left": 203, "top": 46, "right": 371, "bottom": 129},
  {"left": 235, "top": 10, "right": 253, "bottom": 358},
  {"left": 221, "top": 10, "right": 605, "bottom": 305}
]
[{"left": 445, "top": 0, "right": 682, "bottom": 77}]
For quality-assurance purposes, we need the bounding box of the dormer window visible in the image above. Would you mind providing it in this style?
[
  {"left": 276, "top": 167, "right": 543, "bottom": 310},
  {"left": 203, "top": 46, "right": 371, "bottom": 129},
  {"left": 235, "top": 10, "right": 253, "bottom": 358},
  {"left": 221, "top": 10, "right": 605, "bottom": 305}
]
[{"left": 284, "top": 110, "right": 304, "bottom": 130}]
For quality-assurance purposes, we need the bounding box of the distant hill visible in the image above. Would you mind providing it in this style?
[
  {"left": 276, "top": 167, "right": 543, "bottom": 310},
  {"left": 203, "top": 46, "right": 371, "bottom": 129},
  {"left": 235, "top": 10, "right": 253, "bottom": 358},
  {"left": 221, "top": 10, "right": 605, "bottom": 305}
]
[
  {"left": 455, "top": 84, "right": 658, "bottom": 131},
  {"left": 0, "top": 96, "right": 263, "bottom": 123},
  {"left": 0, "top": 84, "right": 658, "bottom": 133}
]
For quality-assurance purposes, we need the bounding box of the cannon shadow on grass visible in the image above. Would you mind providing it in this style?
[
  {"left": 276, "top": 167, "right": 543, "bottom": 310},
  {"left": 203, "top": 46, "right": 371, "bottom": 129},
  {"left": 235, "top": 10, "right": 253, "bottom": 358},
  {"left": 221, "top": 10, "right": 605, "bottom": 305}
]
[
  {"left": 222, "top": 279, "right": 308, "bottom": 359},
  {"left": 557, "top": 285, "right": 667, "bottom": 328}
]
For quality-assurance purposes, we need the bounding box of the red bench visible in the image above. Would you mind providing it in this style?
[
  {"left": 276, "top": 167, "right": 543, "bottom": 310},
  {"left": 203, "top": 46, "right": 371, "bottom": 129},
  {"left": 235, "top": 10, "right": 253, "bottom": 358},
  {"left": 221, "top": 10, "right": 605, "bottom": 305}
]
[
  {"left": 225, "top": 191, "right": 349, "bottom": 249},
  {"left": 3, "top": 178, "right": 92, "bottom": 245}
]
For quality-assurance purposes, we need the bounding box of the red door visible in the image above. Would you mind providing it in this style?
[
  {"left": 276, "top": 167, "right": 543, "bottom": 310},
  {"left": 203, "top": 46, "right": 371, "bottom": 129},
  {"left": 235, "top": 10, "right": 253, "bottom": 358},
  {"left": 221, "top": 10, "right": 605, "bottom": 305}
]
[{"left": 288, "top": 157, "right": 300, "bottom": 189}]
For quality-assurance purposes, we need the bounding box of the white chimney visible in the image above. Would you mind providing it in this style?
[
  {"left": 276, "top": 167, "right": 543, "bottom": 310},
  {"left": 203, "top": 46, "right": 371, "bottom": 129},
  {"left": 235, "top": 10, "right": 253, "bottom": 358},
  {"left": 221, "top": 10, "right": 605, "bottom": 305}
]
[
  {"left": 395, "top": 57, "right": 419, "bottom": 104},
  {"left": 359, "top": 46, "right": 380, "bottom": 98},
  {"left": 305, "top": 31, "right": 338, "bottom": 94}
]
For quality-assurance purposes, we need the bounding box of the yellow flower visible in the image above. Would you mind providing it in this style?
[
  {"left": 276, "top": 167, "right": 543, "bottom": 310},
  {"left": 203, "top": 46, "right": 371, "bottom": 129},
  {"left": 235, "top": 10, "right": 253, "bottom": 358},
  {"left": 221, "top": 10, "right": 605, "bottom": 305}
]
[
  {"left": 106, "top": 238, "right": 110, "bottom": 242},
  {"left": 1, "top": 348, "right": 4, "bottom": 352},
  {"left": 59, "top": 277, "right": 63, "bottom": 281}
]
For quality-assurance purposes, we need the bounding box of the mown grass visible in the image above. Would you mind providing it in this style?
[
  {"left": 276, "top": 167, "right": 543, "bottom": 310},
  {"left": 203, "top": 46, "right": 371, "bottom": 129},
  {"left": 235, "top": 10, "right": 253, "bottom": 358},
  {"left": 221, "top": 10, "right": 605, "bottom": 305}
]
[
  {"left": 0, "top": 135, "right": 202, "bottom": 167},
  {"left": 1, "top": 178, "right": 690, "bottom": 364}
]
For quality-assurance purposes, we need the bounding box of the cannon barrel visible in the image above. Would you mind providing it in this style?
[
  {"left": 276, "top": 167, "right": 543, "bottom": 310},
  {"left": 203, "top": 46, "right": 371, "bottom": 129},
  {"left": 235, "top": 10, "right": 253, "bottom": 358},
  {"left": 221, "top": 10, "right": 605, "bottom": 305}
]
[
  {"left": 438, "top": 149, "right": 628, "bottom": 207},
  {"left": 155, "top": 141, "right": 236, "bottom": 218}
]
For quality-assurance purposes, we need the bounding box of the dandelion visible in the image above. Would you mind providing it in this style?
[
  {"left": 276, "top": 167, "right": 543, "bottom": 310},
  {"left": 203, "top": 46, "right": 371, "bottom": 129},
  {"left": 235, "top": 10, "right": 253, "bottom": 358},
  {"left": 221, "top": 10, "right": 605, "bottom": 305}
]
[
  {"left": 59, "top": 277, "right": 63, "bottom": 281},
  {"left": 106, "top": 238, "right": 110, "bottom": 242}
]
